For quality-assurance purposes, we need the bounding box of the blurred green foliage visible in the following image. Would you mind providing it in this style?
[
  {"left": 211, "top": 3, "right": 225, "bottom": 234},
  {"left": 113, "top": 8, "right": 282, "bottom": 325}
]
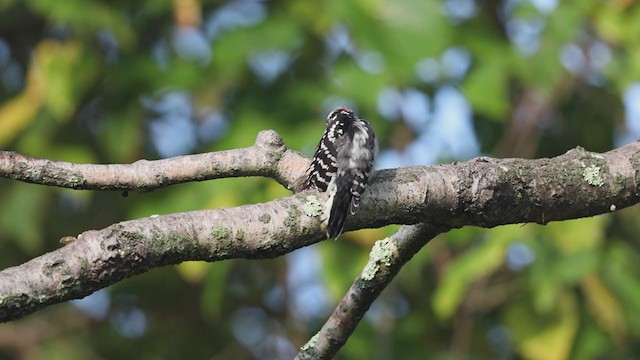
[{"left": 1, "top": 0, "right": 640, "bottom": 359}]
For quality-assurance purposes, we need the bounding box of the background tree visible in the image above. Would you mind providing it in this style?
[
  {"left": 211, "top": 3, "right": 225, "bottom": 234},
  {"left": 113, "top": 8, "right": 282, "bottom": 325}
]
[{"left": 1, "top": 0, "right": 640, "bottom": 359}]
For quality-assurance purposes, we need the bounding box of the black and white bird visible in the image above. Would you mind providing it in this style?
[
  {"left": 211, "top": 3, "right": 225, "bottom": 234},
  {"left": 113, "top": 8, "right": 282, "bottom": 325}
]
[{"left": 291, "top": 107, "right": 377, "bottom": 238}]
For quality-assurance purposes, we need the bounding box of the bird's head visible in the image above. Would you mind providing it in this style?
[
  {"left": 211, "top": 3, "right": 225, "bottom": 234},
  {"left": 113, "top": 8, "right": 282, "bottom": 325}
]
[{"left": 326, "top": 106, "right": 355, "bottom": 124}]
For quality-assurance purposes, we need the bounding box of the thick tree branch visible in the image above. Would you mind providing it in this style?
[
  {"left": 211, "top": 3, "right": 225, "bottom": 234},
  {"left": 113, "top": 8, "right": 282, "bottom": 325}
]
[
  {"left": 0, "top": 132, "right": 639, "bottom": 324},
  {"left": 361, "top": 142, "right": 640, "bottom": 229},
  {"left": 296, "top": 223, "right": 446, "bottom": 360},
  {"left": 0, "top": 193, "right": 327, "bottom": 322},
  {"left": 0, "top": 130, "right": 305, "bottom": 191}
]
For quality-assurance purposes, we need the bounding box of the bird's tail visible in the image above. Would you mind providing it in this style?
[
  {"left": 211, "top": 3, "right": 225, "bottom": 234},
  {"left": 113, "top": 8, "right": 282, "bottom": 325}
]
[{"left": 326, "top": 183, "right": 352, "bottom": 239}]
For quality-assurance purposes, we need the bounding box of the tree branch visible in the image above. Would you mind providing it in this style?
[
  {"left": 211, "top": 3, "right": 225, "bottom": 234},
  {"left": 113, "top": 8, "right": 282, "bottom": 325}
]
[
  {"left": 1, "top": 131, "right": 639, "bottom": 326},
  {"left": 361, "top": 143, "right": 640, "bottom": 229},
  {"left": 0, "top": 193, "right": 326, "bottom": 322},
  {"left": 295, "top": 223, "right": 446, "bottom": 359},
  {"left": 0, "top": 130, "right": 305, "bottom": 191}
]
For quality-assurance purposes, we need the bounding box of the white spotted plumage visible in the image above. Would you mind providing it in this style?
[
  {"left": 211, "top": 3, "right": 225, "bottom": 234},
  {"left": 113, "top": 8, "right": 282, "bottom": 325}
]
[{"left": 291, "top": 106, "right": 377, "bottom": 238}]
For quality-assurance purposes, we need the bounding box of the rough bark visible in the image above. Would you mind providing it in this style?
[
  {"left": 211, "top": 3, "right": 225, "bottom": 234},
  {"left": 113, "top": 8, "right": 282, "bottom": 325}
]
[
  {"left": 1, "top": 131, "right": 639, "bottom": 357},
  {"left": 0, "top": 130, "right": 302, "bottom": 191},
  {"left": 296, "top": 223, "right": 447, "bottom": 360}
]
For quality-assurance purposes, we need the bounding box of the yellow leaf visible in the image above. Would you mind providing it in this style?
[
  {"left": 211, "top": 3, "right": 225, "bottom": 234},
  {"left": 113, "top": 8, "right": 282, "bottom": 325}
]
[
  {"left": 581, "top": 274, "right": 626, "bottom": 342},
  {"left": 0, "top": 45, "right": 46, "bottom": 146},
  {"left": 177, "top": 261, "right": 208, "bottom": 284},
  {"left": 345, "top": 227, "right": 388, "bottom": 247},
  {"left": 0, "top": 93, "right": 41, "bottom": 146},
  {"left": 173, "top": 0, "right": 201, "bottom": 27},
  {"left": 0, "top": 39, "right": 98, "bottom": 145},
  {"left": 518, "top": 293, "right": 579, "bottom": 360}
]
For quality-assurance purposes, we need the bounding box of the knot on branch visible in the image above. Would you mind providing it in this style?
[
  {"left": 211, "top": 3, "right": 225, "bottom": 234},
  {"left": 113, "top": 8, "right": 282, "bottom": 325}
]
[{"left": 255, "top": 130, "right": 285, "bottom": 150}]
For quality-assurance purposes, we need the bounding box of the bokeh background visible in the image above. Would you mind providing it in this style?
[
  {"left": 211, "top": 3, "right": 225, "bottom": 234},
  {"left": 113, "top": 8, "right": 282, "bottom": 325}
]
[{"left": 1, "top": 0, "right": 640, "bottom": 359}]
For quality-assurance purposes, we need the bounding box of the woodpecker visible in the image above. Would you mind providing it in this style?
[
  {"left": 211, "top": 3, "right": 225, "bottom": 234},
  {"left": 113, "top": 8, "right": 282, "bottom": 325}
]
[{"left": 291, "top": 107, "right": 377, "bottom": 238}]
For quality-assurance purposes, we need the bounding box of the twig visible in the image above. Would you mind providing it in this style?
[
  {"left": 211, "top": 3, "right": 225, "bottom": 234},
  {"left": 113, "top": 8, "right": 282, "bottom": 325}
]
[
  {"left": 0, "top": 130, "right": 305, "bottom": 191},
  {"left": 295, "top": 223, "right": 446, "bottom": 359}
]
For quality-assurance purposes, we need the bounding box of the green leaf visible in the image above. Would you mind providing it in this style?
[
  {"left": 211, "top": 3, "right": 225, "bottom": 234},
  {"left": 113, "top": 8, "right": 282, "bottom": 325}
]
[
  {"left": 0, "top": 182, "right": 49, "bottom": 253},
  {"left": 462, "top": 54, "right": 509, "bottom": 120},
  {"left": 433, "top": 224, "right": 523, "bottom": 319},
  {"left": 504, "top": 292, "right": 579, "bottom": 360},
  {"left": 201, "top": 262, "right": 232, "bottom": 320},
  {"left": 542, "top": 216, "right": 606, "bottom": 254}
]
